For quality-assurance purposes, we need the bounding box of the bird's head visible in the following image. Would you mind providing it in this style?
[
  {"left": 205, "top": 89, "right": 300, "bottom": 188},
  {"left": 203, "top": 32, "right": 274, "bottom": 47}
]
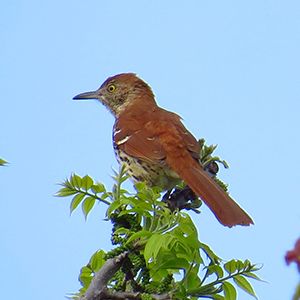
[{"left": 73, "top": 73, "right": 155, "bottom": 117}]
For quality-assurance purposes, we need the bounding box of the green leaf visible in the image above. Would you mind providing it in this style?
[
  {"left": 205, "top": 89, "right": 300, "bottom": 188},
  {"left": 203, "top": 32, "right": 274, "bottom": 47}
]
[
  {"left": 79, "top": 266, "right": 93, "bottom": 287},
  {"left": 113, "top": 228, "right": 131, "bottom": 235},
  {"left": 173, "top": 284, "right": 188, "bottom": 300},
  {"left": 159, "top": 257, "right": 190, "bottom": 270},
  {"left": 224, "top": 260, "right": 237, "bottom": 274},
  {"left": 144, "top": 234, "right": 164, "bottom": 261},
  {"left": 71, "top": 174, "right": 82, "bottom": 188},
  {"left": 233, "top": 275, "right": 258, "bottom": 299},
  {"left": 235, "top": 260, "right": 244, "bottom": 271},
  {"left": 82, "top": 175, "right": 93, "bottom": 190},
  {"left": 82, "top": 197, "right": 96, "bottom": 219},
  {"left": 212, "top": 295, "right": 225, "bottom": 300},
  {"left": 185, "top": 234, "right": 202, "bottom": 249},
  {"left": 126, "top": 230, "right": 152, "bottom": 244},
  {"left": 201, "top": 243, "right": 221, "bottom": 263},
  {"left": 0, "top": 158, "right": 8, "bottom": 166},
  {"left": 223, "top": 282, "right": 237, "bottom": 300},
  {"left": 89, "top": 250, "right": 106, "bottom": 272},
  {"left": 56, "top": 187, "right": 78, "bottom": 197},
  {"left": 135, "top": 182, "right": 147, "bottom": 191},
  {"left": 91, "top": 183, "right": 106, "bottom": 194},
  {"left": 121, "top": 207, "right": 145, "bottom": 217},
  {"left": 144, "top": 234, "right": 173, "bottom": 262},
  {"left": 122, "top": 198, "right": 140, "bottom": 207},
  {"left": 242, "top": 272, "right": 264, "bottom": 281},
  {"left": 188, "top": 284, "right": 221, "bottom": 297},
  {"left": 136, "top": 201, "right": 154, "bottom": 211},
  {"left": 208, "top": 265, "right": 224, "bottom": 278},
  {"left": 244, "top": 259, "right": 251, "bottom": 269},
  {"left": 249, "top": 264, "right": 262, "bottom": 272},
  {"left": 179, "top": 215, "right": 197, "bottom": 235},
  {"left": 70, "top": 193, "right": 85, "bottom": 214},
  {"left": 107, "top": 200, "right": 121, "bottom": 216},
  {"left": 185, "top": 270, "right": 201, "bottom": 289}
]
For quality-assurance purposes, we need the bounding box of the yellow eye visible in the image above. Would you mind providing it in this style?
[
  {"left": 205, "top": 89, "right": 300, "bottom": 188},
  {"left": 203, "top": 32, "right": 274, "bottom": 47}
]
[{"left": 108, "top": 85, "right": 116, "bottom": 93}]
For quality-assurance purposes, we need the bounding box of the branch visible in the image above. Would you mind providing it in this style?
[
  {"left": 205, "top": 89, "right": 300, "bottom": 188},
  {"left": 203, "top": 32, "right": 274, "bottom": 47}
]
[
  {"left": 79, "top": 251, "right": 129, "bottom": 300},
  {"left": 99, "top": 289, "right": 172, "bottom": 300},
  {"left": 78, "top": 250, "right": 173, "bottom": 300}
]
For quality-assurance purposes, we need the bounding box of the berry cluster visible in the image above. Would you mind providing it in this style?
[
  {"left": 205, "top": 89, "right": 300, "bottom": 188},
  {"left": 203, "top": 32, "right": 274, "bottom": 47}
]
[
  {"left": 157, "top": 274, "right": 173, "bottom": 294},
  {"left": 105, "top": 213, "right": 142, "bottom": 260},
  {"left": 105, "top": 212, "right": 173, "bottom": 295}
]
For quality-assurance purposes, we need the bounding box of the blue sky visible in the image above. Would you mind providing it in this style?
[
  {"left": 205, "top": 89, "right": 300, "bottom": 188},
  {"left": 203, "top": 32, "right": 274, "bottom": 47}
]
[{"left": 1, "top": 1, "right": 300, "bottom": 299}]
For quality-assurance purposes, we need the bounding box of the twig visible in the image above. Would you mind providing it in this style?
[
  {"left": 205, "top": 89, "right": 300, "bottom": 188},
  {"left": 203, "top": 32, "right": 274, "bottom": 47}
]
[
  {"left": 99, "top": 289, "right": 172, "bottom": 300},
  {"left": 79, "top": 251, "right": 129, "bottom": 300},
  {"left": 78, "top": 250, "right": 173, "bottom": 300}
]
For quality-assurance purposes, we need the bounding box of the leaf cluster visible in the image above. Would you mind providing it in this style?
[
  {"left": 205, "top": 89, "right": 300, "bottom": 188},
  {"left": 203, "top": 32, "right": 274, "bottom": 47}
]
[
  {"left": 198, "top": 138, "right": 229, "bottom": 170},
  {"left": 57, "top": 167, "right": 262, "bottom": 300},
  {"left": 198, "top": 139, "right": 229, "bottom": 192},
  {"left": 56, "top": 173, "right": 112, "bottom": 219}
]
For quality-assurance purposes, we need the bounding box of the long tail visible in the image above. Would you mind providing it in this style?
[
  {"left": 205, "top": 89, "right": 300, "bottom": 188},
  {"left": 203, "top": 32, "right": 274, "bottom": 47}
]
[{"left": 177, "top": 165, "right": 253, "bottom": 227}]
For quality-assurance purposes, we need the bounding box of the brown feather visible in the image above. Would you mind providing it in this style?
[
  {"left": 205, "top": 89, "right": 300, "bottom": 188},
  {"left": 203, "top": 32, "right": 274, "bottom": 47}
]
[
  {"left": 169, "top": 160, "right": 254, "bottom": 227},
  {"left": 115, "top": 103, "right": 253, "bottom": 227}
]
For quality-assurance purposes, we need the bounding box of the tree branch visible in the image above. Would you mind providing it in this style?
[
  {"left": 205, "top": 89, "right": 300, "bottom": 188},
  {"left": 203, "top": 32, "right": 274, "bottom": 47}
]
[
  {"left": 79, "top": 251, "right": 129, "bottom": 300},
  {"left": 99, "top": 288, "right": 172, "bottom": 300},
  {"left": 78, "top": 250, "right": 173, "bottom": 300}
]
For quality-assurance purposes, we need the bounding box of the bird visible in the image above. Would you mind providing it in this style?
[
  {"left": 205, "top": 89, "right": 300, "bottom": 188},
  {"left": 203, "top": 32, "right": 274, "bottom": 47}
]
[{"left": 73, "top": 73, "right": 253, "bottom": 227}]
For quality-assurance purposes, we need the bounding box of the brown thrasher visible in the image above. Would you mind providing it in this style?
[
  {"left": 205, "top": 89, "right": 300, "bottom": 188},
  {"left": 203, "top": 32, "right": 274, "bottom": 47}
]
[{"left": 73, "top": 73, "right": 253, "bottom": 227}]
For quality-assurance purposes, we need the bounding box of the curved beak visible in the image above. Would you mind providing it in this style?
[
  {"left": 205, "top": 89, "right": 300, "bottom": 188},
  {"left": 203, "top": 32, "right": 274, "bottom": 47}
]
[{"left": 73, "top": 90, "right": 100, "bottom": 100}]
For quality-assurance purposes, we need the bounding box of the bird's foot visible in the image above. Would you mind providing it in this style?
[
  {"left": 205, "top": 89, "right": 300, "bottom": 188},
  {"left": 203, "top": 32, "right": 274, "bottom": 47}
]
[{"left": 162, "top": 185, "right": 202, "bottom": 213}]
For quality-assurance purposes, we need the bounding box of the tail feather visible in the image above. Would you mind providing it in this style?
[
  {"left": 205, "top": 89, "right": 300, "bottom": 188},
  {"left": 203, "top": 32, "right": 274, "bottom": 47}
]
[{"left": 180, "top": 166, "right": 253, "bottom": 227}]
